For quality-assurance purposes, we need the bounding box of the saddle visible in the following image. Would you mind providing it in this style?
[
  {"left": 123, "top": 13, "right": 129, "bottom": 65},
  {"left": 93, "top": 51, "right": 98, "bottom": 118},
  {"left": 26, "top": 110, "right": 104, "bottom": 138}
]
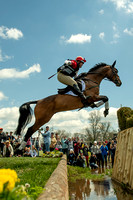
[
  {"left": 58, "top": 72, "right": 88, "bottom": 95},
  {"left": 58, "top": 80, "right": 83, "bottom": 95}
]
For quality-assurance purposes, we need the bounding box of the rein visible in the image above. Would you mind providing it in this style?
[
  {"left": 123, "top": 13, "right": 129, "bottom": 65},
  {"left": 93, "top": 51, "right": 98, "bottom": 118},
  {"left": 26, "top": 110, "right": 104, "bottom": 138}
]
[{"left": 82, "top": 77, "right": 99, "bottom": 91}]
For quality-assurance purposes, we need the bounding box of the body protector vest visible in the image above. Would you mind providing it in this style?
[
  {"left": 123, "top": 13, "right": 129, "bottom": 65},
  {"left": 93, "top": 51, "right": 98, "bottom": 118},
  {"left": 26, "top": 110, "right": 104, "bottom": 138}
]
[{"left": 57, "top": 60, "right": 79, "bottom": 77}]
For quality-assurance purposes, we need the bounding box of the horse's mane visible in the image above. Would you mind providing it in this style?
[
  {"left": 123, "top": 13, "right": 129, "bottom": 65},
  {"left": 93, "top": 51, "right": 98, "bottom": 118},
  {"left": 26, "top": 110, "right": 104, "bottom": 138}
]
[
  {"left": 88, "top": 62, "right": 108, "bottom": 73},
  {"left": 75, "top": 62, "right": 108, "bottom": 80}
]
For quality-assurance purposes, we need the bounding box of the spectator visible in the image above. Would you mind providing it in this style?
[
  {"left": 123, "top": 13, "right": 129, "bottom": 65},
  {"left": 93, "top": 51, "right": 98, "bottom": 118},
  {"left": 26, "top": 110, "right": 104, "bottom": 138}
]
[
  {"left": 23, "top": 147, "right": 33, "bottom": 157},
  {"left": 91, "top": 141, "right": 99, "bottom": 156},
  {"left": 32, "top": 145, "right": 38, "bottom": 157},
  {"left": 15, "top": 135, "right": 22, "bottom": 146},
  {"left": 89, "top": 142, "right": 93, "bottom": 152},
  {"left": 110, "top": 140, "right": 116, "bottom": 167},
  {"left": 76, "top": 151, "right": 86, "bottom": 168},
  {"left": 5, "top": 132, "right": 9, "bottom": 141},
  {"left": 32, "top": 138, "right": 36, "bottom": 146},
  {"left": 3, "top": 140, "right": 14, "bottom": 157},
  {"left": 41, "top": 126, "right": 51, "bottom": 152},
  {"left": 55, "top": 133, "right": 58, "bottom": 140},
  {"left": 50, "top": 133, "right": 57, "bottom": 151},
  {"left": 55, "top": 136, "right": 62, "bottom": 151},
  {"left": 9, "top": 132, "right": 15, "bottom": 147},
  {"left": 89, "top": 152, "right": 98, "bottom": 169},
  {"left": 66, "top": 138, "right": 74, "bottom": 154},
  {"left": 61, "top": 136, "right": 68, "bottom": 155},
  {"left": 67, "top": 149, "right": 76, "bottom": 165},
  {"left": 83, "top": 144, "right": 89, "bottom": 167},
  {"left": 74, "top": 140, "right": 80, "bottom": 159},
  {"left": 26, "top": 138, "right": 31, "bottom": 148},
  {"left": 107, "top": 139, "right": 112, "bottom": 162},
  {"left": 72, "top": 137, "right": 77, "bottom": 147},
  {"left": 101, "top": 142, "right": 108, "bottom": 168},
  {"left": 0, "top": 128, "right": 6, "bottom": 156},
  {"left": 35, "top": 137, "right": 40, "bottom": 156},
  {"left": 97, "top": 141, "right": 103, "bottom": 168}
]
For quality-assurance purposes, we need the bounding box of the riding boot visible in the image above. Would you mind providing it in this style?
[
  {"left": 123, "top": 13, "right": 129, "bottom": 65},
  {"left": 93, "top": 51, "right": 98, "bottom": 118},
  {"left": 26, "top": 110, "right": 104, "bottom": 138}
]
[{"left": 72, "top": 84, "right": 89, "bottom": 107}]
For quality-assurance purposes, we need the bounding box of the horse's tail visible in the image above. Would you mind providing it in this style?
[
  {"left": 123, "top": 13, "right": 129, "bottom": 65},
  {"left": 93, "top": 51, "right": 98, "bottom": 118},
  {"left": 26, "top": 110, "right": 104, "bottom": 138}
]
[{"left": 15, "top": 101, "right": 38, "bottom": 135}]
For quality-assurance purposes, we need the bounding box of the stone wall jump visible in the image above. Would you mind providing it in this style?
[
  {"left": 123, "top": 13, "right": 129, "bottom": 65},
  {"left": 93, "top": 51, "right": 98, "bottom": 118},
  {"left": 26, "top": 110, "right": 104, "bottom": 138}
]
[{"left": 37, "top": 154, "right": 69, "bottom": 200}]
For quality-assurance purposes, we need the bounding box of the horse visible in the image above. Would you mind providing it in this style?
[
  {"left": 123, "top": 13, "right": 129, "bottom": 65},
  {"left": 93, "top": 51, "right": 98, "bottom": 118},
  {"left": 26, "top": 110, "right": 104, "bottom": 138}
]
[{"left": 15, "top": 60, "right": 122, "bottom": 152}]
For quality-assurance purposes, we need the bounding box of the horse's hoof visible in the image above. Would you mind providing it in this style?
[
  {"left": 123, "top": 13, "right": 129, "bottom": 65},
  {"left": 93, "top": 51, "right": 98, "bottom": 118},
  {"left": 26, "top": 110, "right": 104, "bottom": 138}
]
[
  {"left": 104, "top": 109, "right": 109, "bottom": 117},
  {"left": 90, "top": 103, "right": 96, "bottom": 108}
]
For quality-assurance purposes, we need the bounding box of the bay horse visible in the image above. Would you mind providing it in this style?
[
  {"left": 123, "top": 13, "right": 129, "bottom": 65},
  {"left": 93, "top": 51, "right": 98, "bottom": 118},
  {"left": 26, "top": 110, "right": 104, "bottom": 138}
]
[{"left": 15, "top": 60, "right": 122, "bottom": 151}]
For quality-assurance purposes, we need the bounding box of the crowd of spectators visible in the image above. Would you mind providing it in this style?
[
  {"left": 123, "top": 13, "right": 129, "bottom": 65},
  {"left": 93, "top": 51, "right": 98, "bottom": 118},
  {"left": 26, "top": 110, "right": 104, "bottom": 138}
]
[{"left": 0, "top": 127, "right": 117, "bottom": 169}]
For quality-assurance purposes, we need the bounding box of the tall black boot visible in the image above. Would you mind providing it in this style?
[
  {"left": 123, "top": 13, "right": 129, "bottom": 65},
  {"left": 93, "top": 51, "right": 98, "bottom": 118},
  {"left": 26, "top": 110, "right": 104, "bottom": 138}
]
[{"left": 72, "top": 84, "right": 89, "bottom": 107}]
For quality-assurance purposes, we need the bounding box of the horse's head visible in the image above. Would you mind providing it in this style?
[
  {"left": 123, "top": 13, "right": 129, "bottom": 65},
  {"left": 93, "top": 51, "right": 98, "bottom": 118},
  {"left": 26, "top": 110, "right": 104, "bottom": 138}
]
[{"left": 107, "top": 60, "right": 122, "bottom": 87}]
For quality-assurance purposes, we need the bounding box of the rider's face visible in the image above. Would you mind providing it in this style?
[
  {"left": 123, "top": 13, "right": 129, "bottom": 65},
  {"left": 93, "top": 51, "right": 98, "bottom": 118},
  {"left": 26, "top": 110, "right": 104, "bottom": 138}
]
[{"left": 79, "top": 62, "right": 84, "bottom": 68}]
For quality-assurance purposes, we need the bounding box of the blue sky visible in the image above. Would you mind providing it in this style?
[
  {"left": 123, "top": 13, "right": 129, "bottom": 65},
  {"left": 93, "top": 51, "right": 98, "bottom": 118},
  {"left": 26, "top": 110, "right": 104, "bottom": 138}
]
[{"left": 0, "top": 0, "right": 133, "bottom": 134}]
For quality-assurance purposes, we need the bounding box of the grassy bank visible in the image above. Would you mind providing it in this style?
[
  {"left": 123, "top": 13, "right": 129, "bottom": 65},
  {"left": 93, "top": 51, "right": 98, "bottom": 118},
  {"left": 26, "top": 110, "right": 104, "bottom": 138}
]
[
  {"left": 68, "top": 165, "right": 112, "bottom": 182},
  {"left": 0, "top": 157, "right": 60, "bottom": 199}
]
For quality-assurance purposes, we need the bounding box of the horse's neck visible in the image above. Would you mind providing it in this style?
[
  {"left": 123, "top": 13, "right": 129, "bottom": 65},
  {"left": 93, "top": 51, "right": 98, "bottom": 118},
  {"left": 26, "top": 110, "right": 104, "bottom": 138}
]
[{"left": 86, "top": 66, "right": 110, "bottom": 84}]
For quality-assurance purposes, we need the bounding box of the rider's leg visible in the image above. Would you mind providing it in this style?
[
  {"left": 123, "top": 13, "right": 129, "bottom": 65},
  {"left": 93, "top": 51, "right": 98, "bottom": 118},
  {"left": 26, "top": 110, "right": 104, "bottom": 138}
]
[{"left": 57, "top": 72, "right": 89, "bottom": 107}]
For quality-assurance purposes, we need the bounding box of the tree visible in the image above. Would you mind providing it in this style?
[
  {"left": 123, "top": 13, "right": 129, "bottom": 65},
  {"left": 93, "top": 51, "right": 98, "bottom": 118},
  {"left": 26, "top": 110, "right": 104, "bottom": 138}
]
[{"left": 85, "top": 110, "right": 114, "bottom": 142}]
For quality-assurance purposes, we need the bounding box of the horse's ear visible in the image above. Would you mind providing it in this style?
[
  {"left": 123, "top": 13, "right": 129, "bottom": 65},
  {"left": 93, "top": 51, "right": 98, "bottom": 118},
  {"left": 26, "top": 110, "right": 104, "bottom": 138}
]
[{"left": 112, "top": 60, "right": 116, "bottom": 68}]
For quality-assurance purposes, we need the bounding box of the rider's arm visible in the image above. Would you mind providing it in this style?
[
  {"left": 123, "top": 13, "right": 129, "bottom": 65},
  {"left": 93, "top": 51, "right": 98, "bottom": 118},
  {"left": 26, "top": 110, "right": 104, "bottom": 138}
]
[
  {"left": 74, "top": 70, "right": 79, "bottom": 78},
  {"left": 64, "top": 60, "right": 72, "bottom": 65}
]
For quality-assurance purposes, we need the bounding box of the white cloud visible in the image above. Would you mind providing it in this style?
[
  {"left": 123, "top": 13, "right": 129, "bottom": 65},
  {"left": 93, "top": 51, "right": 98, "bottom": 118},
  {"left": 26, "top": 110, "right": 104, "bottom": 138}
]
[
  {"left": 0, "top": 107, "right": 19, "bottom": 131},
  {"left": 99, "top": 9, "right": 104, "bottom": 15},
  {"left": 0, "top": 26, "right": 23, "bottom": 40},
  {"left": 0, "top": 106, "right": 119, "bottom": 134},
  {"left": 0, "top": 49, "right": 13, "bottom": 62},
  {"left": 0, "top": 64, "right": 41, "bottom": 79},
  {"left": 0, "top": 91, "right": 8, "bottom": 101},
  {"left": 99, "top": 32, "right": 105, "bottom": 40},
  {"left": 111, "top": 22, "right": 120, "bottom": 44},
  {"left": 123, "top": 28, "right": 133, "bottom": 36},
  {"left": 45, "top": 107, "right": 119, "bottom": 133},
  {"left": 103, "top": 0, "right": 133, "bottom": 14},
  {"left": 63, "top": 34, "right": 92, "bottom": 44}
]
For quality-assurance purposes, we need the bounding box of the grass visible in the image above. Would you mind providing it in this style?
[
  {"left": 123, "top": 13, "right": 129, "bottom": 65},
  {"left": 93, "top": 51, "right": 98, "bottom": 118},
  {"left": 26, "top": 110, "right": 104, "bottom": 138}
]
[
  {"left": 68, "top": 165, "right": 113, "bottom": 183},
  {"left": 0, "top": 157, "right": 60, "bottom": 199}
]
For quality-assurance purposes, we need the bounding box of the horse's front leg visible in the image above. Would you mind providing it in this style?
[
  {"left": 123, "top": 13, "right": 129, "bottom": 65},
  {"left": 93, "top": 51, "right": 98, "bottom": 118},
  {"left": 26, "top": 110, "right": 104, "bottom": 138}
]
[{"left": 90, "top": 95, "right": 109, "bottom": 117}]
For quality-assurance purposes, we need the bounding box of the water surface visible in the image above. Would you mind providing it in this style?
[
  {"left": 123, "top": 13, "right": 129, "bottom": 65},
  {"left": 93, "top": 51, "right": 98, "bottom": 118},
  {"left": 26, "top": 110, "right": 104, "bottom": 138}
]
[{"left": 69, "top": 178, "right": 133, "bottom": 200}]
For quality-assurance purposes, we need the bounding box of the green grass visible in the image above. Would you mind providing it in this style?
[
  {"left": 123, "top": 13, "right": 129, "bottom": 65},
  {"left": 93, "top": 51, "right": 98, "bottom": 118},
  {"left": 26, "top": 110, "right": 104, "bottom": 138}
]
[
  {"left": 68, "top": 165, "right": 112, "bottom": 183},
  {"left": 0, "top": 157, "right": 60, "bottom": 199}
]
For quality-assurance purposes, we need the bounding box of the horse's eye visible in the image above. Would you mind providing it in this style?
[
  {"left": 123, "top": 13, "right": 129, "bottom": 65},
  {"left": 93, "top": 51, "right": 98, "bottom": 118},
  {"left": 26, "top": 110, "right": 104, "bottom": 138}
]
[{"left": 115, "top": 68, "right": 118, "bottom": 73}]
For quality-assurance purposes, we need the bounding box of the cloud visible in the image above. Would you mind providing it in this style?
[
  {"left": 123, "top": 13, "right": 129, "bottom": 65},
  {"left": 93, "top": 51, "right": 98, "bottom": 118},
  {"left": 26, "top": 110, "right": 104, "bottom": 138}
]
[
  {"left": 99, "top": 32, "right": 105, "bottom": 40},
  {"left": 123, "top": 28, "right": 133, "bottom": 36},
  {"left": 110, "top": 22, "right": 120, "bottom": 44},
  {"left": 0, "top": 91, "right": 8, "bottom": 101},
  {"left": 0, "top": 106, "right": 119, "bottom": 134},
  {"left": 0, "top": 107, "right": 19, "bottom": 131},
  {"left": 0, "top": 49, "right": 13, "bottom": 62},
  {"left": 103, "top": 0, "right": 133, "bottom": 14},
  {"left": 46, "top": 107, "right": 119, "bottom": 133},
  {"left": 0, "top": 26, "right": 23, "bottom": 40},
  {"left": 62, "top": 34, "right": 92, "bottom": 44},
  {"left": 99, "top": 9, "right": 104, "bottom": 15},
  {"left": 0, "top": 64, "right": 41, "bottom": 79}
]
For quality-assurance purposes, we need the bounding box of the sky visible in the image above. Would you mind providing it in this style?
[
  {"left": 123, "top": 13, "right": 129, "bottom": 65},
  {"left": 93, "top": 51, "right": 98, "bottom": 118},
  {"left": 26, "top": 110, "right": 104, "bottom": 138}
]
[{"left": 0, "top": 0, "right": 133, "bottom": 135}]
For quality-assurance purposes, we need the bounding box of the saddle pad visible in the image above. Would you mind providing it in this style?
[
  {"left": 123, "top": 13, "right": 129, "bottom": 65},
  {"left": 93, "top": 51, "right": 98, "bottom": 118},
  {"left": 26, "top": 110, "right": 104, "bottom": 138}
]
[{"left": 65, "top": 80, "right": 85, "bottom": 96}]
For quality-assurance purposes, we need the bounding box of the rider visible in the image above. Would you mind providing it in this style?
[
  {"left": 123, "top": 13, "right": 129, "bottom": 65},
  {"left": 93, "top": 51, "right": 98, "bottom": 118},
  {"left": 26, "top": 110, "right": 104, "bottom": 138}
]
[{"left": 57, "top": 56, "right": 89, "bottom": 107}]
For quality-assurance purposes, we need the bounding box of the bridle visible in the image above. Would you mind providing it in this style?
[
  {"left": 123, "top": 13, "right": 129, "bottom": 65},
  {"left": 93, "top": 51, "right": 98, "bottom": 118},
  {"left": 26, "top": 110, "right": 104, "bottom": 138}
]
[
  {"left": 82, "top": 60, "right": 120, "bottom": 89},
  {"left": 107, "top": 66, "right": 119, "bottom": 85}
]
